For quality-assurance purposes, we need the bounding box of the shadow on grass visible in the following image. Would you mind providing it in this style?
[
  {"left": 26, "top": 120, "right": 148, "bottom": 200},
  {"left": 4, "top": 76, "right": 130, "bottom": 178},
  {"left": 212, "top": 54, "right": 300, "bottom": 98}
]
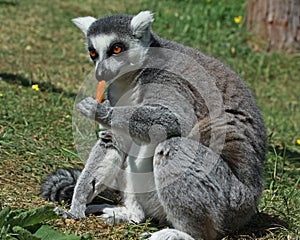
[
  {"left": 0, "top": 72, "right": 77, "bottom": 98},
  {"left": 226, "top": 212, "right": 288, "bottom": 239},
  {"left": 0, "top": 0, "right": 18, "bottom": 6}
]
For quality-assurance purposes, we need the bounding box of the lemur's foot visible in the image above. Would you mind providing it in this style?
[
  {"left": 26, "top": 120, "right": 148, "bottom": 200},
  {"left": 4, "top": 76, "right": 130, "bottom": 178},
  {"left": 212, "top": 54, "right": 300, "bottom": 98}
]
[
  {"left": 100, "top": 205, "right": 144, "bottom": 224},
  {"left": 101, "top": 206, "right": 130, "bottom": 224},
  {"left": 147, "top": 229, "right": 195, "bottom": 240}
]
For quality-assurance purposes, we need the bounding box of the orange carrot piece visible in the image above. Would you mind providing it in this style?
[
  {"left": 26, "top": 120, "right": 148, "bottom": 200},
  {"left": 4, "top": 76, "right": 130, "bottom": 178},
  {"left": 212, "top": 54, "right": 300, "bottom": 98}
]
[{"left": 96, "top": 80, "right": 106, "bottom": 103}]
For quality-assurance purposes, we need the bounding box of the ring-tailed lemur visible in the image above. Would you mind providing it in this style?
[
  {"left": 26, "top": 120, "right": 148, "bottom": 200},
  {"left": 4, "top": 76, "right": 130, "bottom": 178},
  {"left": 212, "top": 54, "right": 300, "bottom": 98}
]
[{"left": 41, "top": 11, "right": 266, "bottom": 240}]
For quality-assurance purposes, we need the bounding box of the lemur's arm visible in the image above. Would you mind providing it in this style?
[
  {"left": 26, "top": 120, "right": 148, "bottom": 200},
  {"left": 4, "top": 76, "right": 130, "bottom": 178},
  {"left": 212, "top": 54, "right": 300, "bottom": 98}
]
[{"left": 77, "top": 97, "right": 195, "bottom": 143}]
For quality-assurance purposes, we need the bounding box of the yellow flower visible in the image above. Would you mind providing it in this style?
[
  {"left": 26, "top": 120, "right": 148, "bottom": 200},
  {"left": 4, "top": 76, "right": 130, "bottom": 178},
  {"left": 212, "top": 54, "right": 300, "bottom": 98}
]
[
  {"left": 234, "top": 16, "right": 243, "bottom": 24},
  {"left": 32, "top": 84, "right": 39, "bottom": 91},
  {"left": 231, "top": 47, "right": 236, "bottom": 55},
  {"left": 296, "top": 139, "right": 300, "bottom": 145},
  {"left": 0, "top": 93, "right": 3, "bottom": 97}
]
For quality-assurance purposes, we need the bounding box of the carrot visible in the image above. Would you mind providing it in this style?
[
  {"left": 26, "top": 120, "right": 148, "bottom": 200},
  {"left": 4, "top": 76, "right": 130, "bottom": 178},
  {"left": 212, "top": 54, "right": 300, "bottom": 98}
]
[{"left": 96, "top": 80, "right": 106, "bottom": 103}]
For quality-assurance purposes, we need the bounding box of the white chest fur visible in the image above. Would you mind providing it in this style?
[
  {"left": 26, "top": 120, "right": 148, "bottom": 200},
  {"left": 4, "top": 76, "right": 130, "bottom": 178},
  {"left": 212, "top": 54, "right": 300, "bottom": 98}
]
[
  {"left": 125, "top": 143, "right": 166, "bottom": 222},
  {"left": 126, "top": 143, "right": 157, "bottom": 193}
]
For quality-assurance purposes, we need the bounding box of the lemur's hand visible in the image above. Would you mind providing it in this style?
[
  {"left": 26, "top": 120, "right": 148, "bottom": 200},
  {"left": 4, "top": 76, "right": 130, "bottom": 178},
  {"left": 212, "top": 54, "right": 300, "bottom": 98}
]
[{"left": 77, "top": 97, "right": 112, "bottom": 125}]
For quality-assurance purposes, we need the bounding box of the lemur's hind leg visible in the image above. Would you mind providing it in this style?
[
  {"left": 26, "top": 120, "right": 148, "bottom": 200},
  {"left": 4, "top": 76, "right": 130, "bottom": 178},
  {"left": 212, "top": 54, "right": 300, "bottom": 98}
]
[
  {"left": 152, "top": 137, "right": 257, "bottom": 240},
  {"left": 68, "top": 130, "right": 125, "bottom": 219}
]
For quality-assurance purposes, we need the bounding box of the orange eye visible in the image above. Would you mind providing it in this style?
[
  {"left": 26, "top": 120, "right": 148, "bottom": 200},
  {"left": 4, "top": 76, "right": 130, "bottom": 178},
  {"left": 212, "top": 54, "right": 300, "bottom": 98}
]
[
  {"left": 108, "top": 43, "right": 125, "bottom": 56},
  {"left": 89, "top": 50, "right": 98, "bottom": 60},
  {"left": 113, "top": 45, "right": 123, "bottom": 54}
]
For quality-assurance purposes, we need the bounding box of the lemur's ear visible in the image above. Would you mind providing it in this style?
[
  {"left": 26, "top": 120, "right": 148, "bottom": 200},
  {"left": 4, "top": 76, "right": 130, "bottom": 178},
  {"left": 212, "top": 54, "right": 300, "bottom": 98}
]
[
  {"left": 72, "top": 16, "right": 96, "bottom": 35},
  {"left": 131, "top": 11, "right": 154, "bottom": 39}
]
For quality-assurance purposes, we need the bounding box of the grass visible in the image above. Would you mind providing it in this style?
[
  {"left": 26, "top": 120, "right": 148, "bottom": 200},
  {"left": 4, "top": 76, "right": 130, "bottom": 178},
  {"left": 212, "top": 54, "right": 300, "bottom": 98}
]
[{"left": 0, "top": 0, "right": 299, "bottom": 239}]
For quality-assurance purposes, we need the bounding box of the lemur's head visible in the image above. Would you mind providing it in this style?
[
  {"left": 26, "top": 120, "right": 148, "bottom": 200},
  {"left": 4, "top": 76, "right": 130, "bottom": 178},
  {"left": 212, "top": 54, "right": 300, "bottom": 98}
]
[{"left": 72, "top": 11, "right": 154, "bottom": 81}]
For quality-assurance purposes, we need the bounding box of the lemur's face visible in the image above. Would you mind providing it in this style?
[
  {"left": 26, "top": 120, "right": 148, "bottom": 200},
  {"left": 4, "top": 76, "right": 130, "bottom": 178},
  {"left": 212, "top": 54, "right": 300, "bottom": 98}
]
[
  {"left": 86, "top": 31, "right": 145, "bottom": 82},
  {"left": 72, "top": 11, "right": 154, "bottom": 82}
]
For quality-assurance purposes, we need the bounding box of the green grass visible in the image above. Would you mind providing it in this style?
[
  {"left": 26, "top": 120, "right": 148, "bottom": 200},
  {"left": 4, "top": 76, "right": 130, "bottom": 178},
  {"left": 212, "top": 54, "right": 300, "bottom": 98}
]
[{"left": 0, "top": 0, "right": 299, "bottom": 239}]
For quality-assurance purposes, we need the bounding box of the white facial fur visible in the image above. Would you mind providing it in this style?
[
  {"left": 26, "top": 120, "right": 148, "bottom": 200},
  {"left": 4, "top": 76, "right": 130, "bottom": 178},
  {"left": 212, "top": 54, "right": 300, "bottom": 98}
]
[
  {"left": 89, "top": 34, "right": 117, "bottom": 62},
  {"left": 89, "top": 34, "right": 128, "bottom": 80}
]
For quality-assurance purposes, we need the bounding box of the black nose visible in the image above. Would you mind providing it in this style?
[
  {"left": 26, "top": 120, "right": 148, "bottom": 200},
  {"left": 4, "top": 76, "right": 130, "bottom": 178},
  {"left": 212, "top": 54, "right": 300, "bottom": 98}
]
[{"left": 96, "top": 68, "right": 120, "bottom": 82}]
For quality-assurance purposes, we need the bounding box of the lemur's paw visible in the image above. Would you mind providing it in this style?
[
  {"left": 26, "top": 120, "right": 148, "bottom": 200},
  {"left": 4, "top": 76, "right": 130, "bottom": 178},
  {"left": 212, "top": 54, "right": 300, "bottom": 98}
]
[
  {"left": 54, "top": 207, "right": 85, "bottom": 219},
  {"left": 101, "top": 206, "right": 129, "bottom": 224},
  {"left": 77, "top": 97, "right": 98, "bottom": 119},
  {"left": 147, "top": 229, "right": 194, "bottom": 240},
  {"left": 77, "top": 97, "right": 112, "bottom": 123},
  {"left": 139, "top": 232, "right": 152, "bottom": 239},
  {"left": 100, "top": 206, "right": 144, "bottom": 224}
]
